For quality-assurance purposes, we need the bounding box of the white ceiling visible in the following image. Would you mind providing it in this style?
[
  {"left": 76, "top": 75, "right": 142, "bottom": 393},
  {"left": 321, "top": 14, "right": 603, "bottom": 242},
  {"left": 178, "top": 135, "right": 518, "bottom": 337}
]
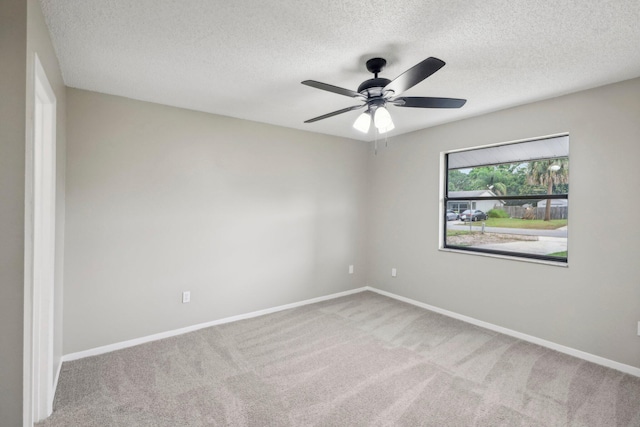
[{"left": 40, "top": 0, "right": 640, "bottom": 142}]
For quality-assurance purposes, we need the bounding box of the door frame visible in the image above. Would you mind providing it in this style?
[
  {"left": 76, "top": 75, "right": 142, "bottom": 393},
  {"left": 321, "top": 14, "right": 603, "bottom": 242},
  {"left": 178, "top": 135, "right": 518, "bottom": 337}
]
[{"left": 24, "top": 53, "right": 57, "bottom": 424}]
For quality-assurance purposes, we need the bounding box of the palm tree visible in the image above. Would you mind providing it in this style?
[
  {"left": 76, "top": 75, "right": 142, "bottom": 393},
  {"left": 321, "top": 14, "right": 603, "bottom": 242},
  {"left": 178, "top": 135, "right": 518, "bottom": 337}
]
[
  {"left": 469, "top": 167, "right": 508, "bottom": 196},
  {"left": 526, "top": 159, "right": 569, "bottom": 221},
  {"left": 486, "top": 182, "right": 507, "bottom": 196}
]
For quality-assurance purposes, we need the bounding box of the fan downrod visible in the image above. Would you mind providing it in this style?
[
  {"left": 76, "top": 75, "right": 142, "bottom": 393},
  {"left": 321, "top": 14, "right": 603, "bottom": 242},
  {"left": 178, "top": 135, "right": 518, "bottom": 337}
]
[
  {"left": 365, "top": 57, "right": 387, "bottom": 77},
  {"left": 358, "top": 57, "right": 392, "bottom": 94}
]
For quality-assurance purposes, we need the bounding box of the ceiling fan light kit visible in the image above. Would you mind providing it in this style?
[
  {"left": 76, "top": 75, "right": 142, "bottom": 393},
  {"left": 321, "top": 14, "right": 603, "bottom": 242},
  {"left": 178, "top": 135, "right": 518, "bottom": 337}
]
[
  {"left": 302, "top": 56, "right": 466, "bottom": 135},
  {"left": 352, "top": 111, "right": 371, "bottom": 133},
  {"left": 373, "top": 106, "right": 393, "bottom": 131}
]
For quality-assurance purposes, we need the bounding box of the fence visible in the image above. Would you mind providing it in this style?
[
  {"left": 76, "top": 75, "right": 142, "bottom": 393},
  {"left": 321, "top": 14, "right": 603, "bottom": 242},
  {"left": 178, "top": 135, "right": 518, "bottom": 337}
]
[{"left": 496, "top": 206, "right": 568, "bottom": 220}]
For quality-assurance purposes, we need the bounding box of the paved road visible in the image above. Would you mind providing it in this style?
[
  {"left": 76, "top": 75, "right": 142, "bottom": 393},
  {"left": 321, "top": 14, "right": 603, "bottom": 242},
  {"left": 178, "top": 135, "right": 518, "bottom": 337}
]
[{"left": 447, "top": 222, "right": 567, "bottom": 238}]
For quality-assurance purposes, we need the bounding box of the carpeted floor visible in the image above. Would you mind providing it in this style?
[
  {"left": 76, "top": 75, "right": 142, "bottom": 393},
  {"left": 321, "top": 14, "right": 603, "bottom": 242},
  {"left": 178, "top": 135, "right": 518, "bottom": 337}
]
[{"left": 38, "top": 291, "right": 640, "bottom": 426}]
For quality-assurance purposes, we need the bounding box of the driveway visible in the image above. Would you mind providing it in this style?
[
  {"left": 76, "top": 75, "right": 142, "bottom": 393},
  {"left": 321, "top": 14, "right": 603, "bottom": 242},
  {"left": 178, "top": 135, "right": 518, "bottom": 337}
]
[{"left": 472, "top": 236, "right": 567, "bottom": 256}]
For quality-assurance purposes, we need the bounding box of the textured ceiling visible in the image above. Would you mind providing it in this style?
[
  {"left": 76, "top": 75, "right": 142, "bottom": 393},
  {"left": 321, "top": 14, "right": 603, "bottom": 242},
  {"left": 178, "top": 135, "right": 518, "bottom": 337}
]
[{"left": 40, "top": 0, "right": 640, "bottom": 141}]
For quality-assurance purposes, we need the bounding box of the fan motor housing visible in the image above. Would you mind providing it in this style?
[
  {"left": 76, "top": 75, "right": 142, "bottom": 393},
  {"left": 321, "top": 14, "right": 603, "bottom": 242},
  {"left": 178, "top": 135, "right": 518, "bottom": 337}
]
[{"left": 357, "top": 77, "right": 392, "bottom": 95}]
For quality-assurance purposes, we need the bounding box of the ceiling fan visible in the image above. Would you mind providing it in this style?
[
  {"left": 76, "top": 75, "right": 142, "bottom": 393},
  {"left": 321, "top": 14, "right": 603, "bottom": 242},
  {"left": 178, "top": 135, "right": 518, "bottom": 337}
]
[{"left": 302, "top": 57, "right": 466, "bottom": 134}]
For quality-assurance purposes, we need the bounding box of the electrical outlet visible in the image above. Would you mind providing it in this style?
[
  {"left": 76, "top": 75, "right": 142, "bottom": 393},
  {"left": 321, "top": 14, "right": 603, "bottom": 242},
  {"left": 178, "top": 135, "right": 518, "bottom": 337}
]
[
  {"left": 391, "top": 268, "right": 397, "bottom": 278},
  {"left": 182, "top": 291, "right": 191, "bottom": 304},
  {"left": 349, "top": 265, "right": 354, "bottom": 274}
]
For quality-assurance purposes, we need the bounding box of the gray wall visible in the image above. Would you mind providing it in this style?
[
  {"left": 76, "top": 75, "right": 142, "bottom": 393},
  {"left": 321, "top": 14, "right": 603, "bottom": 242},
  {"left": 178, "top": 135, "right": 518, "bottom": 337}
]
[
  {"left": 0, "top": 1, "right": 27, "bottom": 424},
  {"left": 367, "top": 77, "right": 640, "bottom": 368},
  {"left": 64, "top": 89, "right": 369, "bottom": 354},
  {"left": 65, "top": 79, "right": 640, "bottom": 369}
]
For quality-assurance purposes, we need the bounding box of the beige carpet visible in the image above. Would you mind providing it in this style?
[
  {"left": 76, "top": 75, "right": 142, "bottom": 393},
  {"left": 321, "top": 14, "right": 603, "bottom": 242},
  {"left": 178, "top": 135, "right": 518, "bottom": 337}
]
[{"left": 39, "top": 291, "right": 640, "bottom": 426}]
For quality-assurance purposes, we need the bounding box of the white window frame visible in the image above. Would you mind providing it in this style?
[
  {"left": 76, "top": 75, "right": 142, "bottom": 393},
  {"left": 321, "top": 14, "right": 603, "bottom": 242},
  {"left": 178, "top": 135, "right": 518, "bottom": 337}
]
[{"left": 439, "top": 133, "right": 569, "bottom": 266}]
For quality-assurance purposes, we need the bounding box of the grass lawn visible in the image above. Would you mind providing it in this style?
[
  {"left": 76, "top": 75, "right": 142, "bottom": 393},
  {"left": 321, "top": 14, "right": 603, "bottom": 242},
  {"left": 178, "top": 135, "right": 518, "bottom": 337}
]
[
  {"left": 547, "top": 251, "right": 568, "bottom": 257},
  {"left": 446, "top": 230, "right": 473, "bottom": 237},
  {"left": 462, "top": 218, "right": 567, "bottom": 230}
]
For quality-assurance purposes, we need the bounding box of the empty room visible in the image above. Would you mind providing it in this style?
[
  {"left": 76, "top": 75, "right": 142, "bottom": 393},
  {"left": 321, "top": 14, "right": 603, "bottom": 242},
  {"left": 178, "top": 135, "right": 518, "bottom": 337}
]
[{"left": 2, "top": 0, "right": 640, "bottom": 425}]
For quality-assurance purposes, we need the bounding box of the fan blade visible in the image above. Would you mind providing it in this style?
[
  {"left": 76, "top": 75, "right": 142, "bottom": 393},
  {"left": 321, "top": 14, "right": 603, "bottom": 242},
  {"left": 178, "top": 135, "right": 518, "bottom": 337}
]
[
  {"left": 302, "top": 80, "right": 365, "bottom": 99},
  {"left": 384, "top": 57, "right": 446, "bottom": 96},
  {"left": 392, "top": 97, "right": 466, "bottom": 109},
  {"left": 304, "top": 105, "right": 365, "bottom": 123}
]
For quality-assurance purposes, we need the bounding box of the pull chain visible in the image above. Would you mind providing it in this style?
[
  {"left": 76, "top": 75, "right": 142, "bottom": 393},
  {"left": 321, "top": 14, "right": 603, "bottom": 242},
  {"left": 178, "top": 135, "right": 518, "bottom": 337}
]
[{"left": 374, "top": 131, "right": 378, "bottom": 155}]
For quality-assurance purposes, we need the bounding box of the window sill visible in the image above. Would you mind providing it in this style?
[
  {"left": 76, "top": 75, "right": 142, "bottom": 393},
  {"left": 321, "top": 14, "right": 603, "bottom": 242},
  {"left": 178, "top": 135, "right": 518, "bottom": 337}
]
[{"left": 439, "top": 247, "right": 568, "bottom": 267}]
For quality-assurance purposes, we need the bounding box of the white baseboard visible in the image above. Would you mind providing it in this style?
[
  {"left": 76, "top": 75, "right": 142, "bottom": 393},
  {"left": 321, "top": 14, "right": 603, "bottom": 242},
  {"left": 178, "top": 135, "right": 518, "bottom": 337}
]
[
  {"left": 52, "top": 358, "right": 62, "bottom": 403},
  {"left": 62, "top": 285, "right": 639, "bottom": 378},
  {"left": 365, "top": 286, "right": 640, "bottom": 378},
  {"left": 62, "top": 287, "right": 368, "bottom": 362}
]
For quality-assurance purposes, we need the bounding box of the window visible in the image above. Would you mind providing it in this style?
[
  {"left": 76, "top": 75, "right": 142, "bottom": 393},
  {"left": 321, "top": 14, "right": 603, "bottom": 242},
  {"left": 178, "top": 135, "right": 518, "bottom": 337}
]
[{"left": 443, "top": 135, "right": 568, "bottom": 263}]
